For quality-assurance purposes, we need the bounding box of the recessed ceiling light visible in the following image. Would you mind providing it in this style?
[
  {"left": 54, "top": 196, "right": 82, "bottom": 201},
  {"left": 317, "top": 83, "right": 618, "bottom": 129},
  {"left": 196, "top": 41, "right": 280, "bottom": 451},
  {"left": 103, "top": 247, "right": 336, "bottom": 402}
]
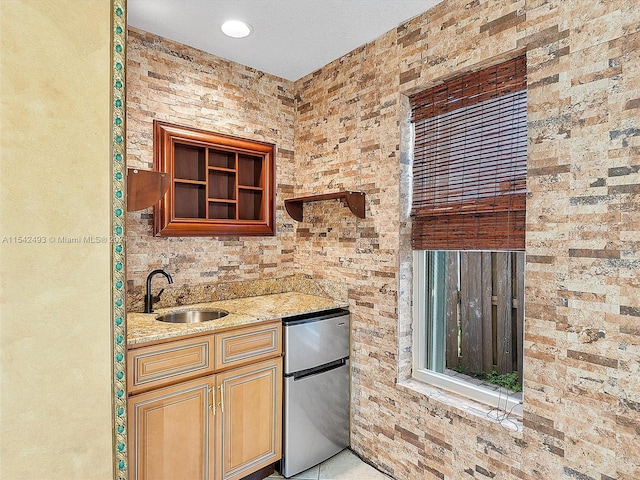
[{"left": 221, "top": 20, "right": 252, "bottom": 39}]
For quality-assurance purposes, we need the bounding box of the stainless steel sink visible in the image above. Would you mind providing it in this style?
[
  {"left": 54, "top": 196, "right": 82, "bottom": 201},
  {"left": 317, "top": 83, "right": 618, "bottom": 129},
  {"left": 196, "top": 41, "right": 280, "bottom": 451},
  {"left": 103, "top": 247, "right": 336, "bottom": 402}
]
[{"left": 155, "top": 309, "right": 229, "bottom": 323}]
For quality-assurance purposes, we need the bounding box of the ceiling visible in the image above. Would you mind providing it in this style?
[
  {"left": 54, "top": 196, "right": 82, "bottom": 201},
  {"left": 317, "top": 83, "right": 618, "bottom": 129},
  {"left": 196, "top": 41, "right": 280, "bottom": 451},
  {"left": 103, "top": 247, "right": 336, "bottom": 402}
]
[{"left": 127, "top": 0, "right": 443, "bottom": 81}]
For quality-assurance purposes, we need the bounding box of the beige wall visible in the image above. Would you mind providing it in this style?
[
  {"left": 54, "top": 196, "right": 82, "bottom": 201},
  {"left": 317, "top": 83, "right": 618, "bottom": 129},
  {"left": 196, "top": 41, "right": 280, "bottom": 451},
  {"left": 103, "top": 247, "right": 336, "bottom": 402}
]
[{"left": 0, "top": 1, "right": 113, "bottom": 479}]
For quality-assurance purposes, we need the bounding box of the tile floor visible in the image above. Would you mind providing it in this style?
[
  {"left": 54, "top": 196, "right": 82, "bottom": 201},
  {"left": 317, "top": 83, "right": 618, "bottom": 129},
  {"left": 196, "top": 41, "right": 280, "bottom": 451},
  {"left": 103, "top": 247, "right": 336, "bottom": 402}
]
[{"left": 268, "top": 449, "right": 392, "bottom": 480}]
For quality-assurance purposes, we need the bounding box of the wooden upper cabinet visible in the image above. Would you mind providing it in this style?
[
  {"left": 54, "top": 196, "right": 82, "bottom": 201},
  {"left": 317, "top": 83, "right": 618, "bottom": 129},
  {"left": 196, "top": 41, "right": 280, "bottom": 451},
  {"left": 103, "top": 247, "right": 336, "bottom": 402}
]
[{"left": 153, "top": 121, "right": 276, "bottom": 236}]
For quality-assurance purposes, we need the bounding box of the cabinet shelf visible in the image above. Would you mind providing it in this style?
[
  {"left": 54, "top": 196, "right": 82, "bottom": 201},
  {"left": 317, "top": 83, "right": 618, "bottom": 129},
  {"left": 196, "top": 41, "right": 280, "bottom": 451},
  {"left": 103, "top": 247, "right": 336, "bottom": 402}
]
[
  {"left": 208, "top": 166, "right": 235, "bottom": 173},
  {"left": 284, "top": 191, "right": 366, "bottom": 222},
  {"left": 175, "top": 178, "right": 206, "bottom": 185}
]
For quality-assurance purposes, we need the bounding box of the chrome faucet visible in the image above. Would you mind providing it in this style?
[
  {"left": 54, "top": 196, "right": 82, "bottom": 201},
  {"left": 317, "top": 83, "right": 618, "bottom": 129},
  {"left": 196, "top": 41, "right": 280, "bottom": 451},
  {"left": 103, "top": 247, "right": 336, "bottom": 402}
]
[{"left": 144, "top": 269, "right": 173, "bottom": 313}]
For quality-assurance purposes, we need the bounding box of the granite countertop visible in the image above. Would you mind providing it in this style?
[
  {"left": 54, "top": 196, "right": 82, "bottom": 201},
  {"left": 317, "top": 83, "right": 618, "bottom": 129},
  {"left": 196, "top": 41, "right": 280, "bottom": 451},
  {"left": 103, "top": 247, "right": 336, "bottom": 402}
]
[{"left": 127, "top": 291, "right": 349, "bottom": 347}]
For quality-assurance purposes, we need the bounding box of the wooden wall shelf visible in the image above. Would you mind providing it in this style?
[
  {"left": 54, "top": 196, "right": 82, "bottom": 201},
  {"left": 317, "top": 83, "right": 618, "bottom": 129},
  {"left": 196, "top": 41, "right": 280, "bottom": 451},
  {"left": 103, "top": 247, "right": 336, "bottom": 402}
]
[
  {"left": 153, "top": 121, "right": 275, "bottom": 236},
  {"left": 126, "top": 168, "right": 171, "bottom": 212},
  {"left": 284, "top": 191, "right": 366, "bottom": 222}
]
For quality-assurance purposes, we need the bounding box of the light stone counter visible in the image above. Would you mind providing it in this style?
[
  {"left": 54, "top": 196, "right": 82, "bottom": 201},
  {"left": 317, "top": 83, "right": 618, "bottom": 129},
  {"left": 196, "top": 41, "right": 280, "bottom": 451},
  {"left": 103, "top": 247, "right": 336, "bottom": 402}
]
[{"left": 127, "top": 292, "right": 349, "bottom": 347}]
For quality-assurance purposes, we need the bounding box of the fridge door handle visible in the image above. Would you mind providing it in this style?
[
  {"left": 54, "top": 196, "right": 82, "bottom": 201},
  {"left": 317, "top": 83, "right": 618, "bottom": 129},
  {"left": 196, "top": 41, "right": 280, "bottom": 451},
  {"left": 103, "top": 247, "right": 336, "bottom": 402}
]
[{"left": 293, "top": 358, "right": 348, "bottom": 381}]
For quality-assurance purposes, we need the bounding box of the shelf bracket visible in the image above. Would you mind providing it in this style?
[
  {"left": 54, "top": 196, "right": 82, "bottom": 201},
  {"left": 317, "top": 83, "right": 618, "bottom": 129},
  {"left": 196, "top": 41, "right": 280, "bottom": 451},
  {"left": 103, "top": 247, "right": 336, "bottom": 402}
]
[{"left": 284, "top": 191, "right": 366, "bottom": 222}]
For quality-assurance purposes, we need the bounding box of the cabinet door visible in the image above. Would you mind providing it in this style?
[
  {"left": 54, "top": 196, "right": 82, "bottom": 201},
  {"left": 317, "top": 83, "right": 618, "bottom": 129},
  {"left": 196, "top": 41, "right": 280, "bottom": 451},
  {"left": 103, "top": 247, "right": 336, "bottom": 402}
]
[
  {"left": 128, "top": 377, "right": 216, "bottom": 480},
  {"left": 216, "top": 358, "right": 282, "bottom": 480}
]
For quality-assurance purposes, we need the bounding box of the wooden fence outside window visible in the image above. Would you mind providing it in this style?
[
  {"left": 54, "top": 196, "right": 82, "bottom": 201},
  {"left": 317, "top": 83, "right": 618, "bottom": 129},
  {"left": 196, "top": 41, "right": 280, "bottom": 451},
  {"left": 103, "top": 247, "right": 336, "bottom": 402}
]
[{"left": 443, "top": 251, "right": 525, "bottom": 381}]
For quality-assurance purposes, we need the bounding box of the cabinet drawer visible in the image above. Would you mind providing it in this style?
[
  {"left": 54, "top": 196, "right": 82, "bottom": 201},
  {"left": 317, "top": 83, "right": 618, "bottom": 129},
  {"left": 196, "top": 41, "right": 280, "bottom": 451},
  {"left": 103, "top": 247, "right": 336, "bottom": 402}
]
[
  {"left": 128, "top": 336, "right": 215, "bottom": 394},
  {"left": 215, "top": 322, "right": 281, "bottom": 370}
]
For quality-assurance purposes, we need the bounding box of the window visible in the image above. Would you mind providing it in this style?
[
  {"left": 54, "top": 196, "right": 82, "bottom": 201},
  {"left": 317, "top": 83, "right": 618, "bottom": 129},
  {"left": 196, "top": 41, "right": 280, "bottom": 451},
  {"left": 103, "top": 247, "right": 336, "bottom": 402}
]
[{"left": 410, "top": 56, "right": 527, "bottom": 412}]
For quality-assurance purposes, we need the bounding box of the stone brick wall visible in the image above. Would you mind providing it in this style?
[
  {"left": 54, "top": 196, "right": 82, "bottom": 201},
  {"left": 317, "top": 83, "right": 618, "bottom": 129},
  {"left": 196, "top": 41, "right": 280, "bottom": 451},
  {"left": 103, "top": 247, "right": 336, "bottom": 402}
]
[
  {"left": 293, "top": 0, "right": 640, "bottom": 479},
  {"left": 126, "top": 28, "right": 297, "bottom": 303},
  {"left": 126, "top": 0, "right": 640, "bottom": 477}
]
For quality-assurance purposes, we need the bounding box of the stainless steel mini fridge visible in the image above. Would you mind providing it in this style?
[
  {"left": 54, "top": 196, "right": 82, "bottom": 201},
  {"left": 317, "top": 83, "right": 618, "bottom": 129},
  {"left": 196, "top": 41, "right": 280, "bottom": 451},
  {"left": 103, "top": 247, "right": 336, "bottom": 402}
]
[{"left": 281, "top": 308, "right": 350, "bottom": 478}]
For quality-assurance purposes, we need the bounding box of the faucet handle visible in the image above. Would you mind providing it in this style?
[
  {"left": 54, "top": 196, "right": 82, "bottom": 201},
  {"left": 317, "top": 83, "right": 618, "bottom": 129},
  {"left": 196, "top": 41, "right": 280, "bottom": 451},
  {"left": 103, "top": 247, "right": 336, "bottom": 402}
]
[{"left": 152, "top": 288, "right": 165, "bottom": 303}]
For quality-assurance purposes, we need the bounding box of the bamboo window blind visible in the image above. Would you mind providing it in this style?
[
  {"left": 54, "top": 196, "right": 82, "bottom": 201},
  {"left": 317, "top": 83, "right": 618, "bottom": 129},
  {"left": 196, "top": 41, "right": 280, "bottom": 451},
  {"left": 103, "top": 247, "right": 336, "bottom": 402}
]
[{"left": 410, "top": 55, "right": 527, "bottom": 251}]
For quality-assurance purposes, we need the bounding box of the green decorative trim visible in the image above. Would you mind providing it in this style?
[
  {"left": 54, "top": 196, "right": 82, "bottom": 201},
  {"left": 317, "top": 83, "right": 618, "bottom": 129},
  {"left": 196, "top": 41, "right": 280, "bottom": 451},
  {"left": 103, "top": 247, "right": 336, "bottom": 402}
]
[{"left": 111, "top": 1, "right": 127, "bottom": 479}]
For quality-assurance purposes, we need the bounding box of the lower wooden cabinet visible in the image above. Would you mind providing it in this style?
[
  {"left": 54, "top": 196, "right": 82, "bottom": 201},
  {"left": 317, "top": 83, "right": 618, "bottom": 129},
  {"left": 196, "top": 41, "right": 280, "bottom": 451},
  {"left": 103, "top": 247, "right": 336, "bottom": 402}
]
[
  {"left": 128, "top": 322, "right": 282, "bottom": 480},
  {"left": 217, "top": 359, "right": 282, "bottom": 480},
  {"left": 129, "top": 377, "right": 214, "bottom": 480}
]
